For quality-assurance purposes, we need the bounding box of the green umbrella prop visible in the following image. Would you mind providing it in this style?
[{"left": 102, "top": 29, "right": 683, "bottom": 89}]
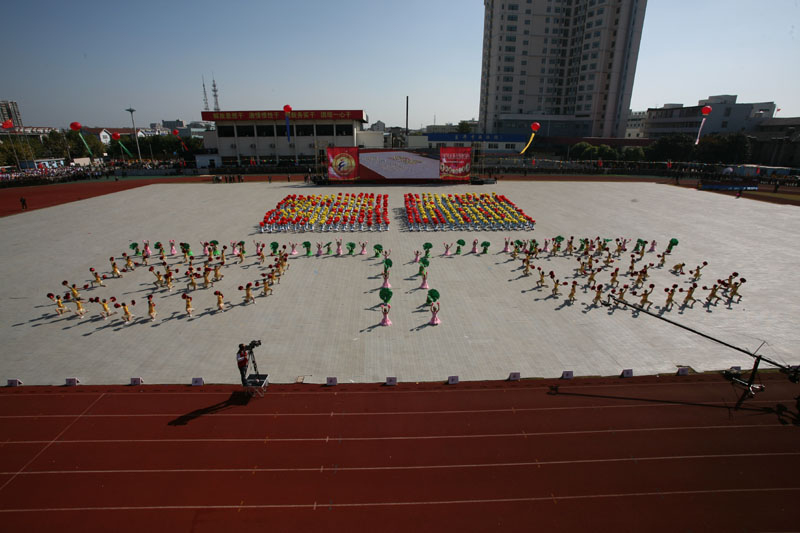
[
  {"left": 418, "top": 257, "right": 429, "bottom": 276},
  {"left": 324, "top": 242, "right": 332, "bottom": 255},
  {"left": 346, "top": 242, "right": 356, "bottom": 255},
  {"left": 455, "top": 239, "right": 466, "bottom": 255},
  {"left": 514, "top": 239, "right": 524, "bottom": 248},
  {"left": 129, "top": 242, "right": 140, "bottom": 255},
  {"left": 426, "top": 289, "right": 440, "bottom": 306},
  {"left": 423, "top": 242, "right": 433, "bottom": 258},
  {"left": 302, "top": 241, "right": 312, "bottom": 256},
  {"left": 210, "top": 240, "right": 219, "bottom": 246},
  {"left": 481, "top": 241, "right": 491, "bottom": 254},
  {"left": 373, "top": 244, "right": 383, "bottom": 258},
  {"left": 270, "top": 242, "right": 279, "bottom": 255},
  {"left": 667, "top": 238, "right": 679, "bottom": 253},
  {"left": 383, "top": 258, "right": 393, "bottom": 272},
  {"left": 554, "top": 235, "right": 565, "bottom": 243},
  {"left": 379, "top": 287, "right": 393, "bottom": 304}
]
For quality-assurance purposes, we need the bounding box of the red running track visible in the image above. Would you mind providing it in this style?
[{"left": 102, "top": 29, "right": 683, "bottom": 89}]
[
  {"left": 0, "top": 374, "right": 798, "bottom": 532},
  {"left": 0, "top": 175, "right": 305, "bottom": 217}
]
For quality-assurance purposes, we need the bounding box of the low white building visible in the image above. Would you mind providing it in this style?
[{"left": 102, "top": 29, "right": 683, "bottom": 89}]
[{"left": 200, "top": 109, "right": 383, "bottom": 167}]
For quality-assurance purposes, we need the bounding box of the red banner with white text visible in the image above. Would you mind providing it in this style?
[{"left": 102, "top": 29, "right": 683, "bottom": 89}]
[
  {"left": 327, "top": 147, "right": 359, "bottom": 180},
  {"left": 439, "top": 147, "right": 471, "bottom": 180}
]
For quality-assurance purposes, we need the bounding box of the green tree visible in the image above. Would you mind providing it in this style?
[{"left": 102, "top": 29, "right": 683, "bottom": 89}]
[
  {"left": 569, "top": 141, "right": 592, "bottom": 159},
  {"left": 456, "top": 121, "right": 472, "bottom": 134},
  {"left": 64, "top": 130, "right": 105, "bottom": 159},
  {"left": 597, "top": 144, "right": 618, "bottom": 161},
  {"left": 622, "top": 146, "right": 645, "bottom": 161},
  {"left": 646, "top": 134, "right": 695, "bottom": 162},
  {"left": 41, "top": 131, "right": 72, "bottom": 160},
  {"left": 695, "top": 133, "right": 751, "bottom": 164},
  {"left": 583, "top": 145, "right": 599, "bottom": 160},
  {"left": 0, "top": 135, "right": 36, "bottom": 166}
]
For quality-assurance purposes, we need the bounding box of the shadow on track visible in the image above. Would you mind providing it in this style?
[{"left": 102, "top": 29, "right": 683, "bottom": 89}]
[{"left": 167, "top": 391, "right": 252, "bottom": 426}]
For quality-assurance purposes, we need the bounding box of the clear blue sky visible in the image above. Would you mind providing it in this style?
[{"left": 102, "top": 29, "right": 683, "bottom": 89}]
[{"left": 2, "top": 0, "right": 798, "bottom": 129}]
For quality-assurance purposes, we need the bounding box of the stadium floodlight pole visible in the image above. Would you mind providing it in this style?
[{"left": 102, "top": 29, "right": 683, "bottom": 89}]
[
  {"left": 125, "top": 107, "right": 143, "bottom": 162},
  {"left": 405, "top": 96, "right": 409, "bottom": 148}
]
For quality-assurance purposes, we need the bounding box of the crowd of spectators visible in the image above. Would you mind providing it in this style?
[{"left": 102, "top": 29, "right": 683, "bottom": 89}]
[{"left": 0, "top": 165, "right": 113, "bottom": 188}]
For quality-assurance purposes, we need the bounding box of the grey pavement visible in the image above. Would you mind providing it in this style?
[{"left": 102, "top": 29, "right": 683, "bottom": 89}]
[{"left": 1, "top": 180, "right": 798, "bottom": 385}]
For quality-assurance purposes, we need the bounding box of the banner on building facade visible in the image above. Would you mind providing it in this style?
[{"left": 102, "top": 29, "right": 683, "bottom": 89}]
[
  {"left": 439, "top": 147, "right": 472, "bottom": 180},
  {"left": 327, "top": 147, "right": 359, "bottom": 180}
]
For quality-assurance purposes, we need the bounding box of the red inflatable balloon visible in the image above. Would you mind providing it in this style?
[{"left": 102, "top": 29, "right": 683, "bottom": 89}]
[
  {"left": 283, "top": 105, "right": 292, "bottom": 113},
  {"left": 1, "top": 119, "right": 12, "bottom": 129},
  {"left": 172, "top": 129, "right": 180, "bottom": 136},
  {"left": 701, "top": 105, "right": 712, "bottom": 116},
  {"left": 111, "top": 132, "right": 121, "bottom": 140},
  {"left": 531, "top": 122, "right": 541, "bottom": 132},
  {"left": 69, "top": 121, "right": 82, "bottom": 131}
]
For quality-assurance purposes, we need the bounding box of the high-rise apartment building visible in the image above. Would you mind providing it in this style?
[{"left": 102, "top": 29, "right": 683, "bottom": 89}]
[
  {"left": 479, "top": 0, "right": 646, "bottom": 138},
  {"left": 0, "top": 100, "right": 22, "bottom": 127}
]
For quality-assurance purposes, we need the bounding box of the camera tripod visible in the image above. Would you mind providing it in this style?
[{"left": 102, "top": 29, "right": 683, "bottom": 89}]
[{"left": 243, "top": 347, "right": 269, "bottom": 397}]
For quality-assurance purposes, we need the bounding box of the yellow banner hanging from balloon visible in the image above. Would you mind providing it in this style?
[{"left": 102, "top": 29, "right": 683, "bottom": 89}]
[{"left": 520, "top": 132, "right": 536, "bottom": 154}]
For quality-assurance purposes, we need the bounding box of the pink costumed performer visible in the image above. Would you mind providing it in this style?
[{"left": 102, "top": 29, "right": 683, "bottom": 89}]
[
  {"left": 381, "top": 270, "right": 392, "bottom": 289},
  {"left": 429, "top": 302, "right": 441, "bottom": 326},
  {"left": 648, "top": 240, "right": 657, "bottom": 253},
  {"left": 443, "top": 243, "right": 453, "bottom": 256},
  {"left": 290, "top": 242, "right": 299, "bottom": 255},
  {"left": 336, "top": 238, "right": 343, "bottom": 256},
  {"left": 503, "top": 237, "right": 510, "bottom": 253},
  {"left": 144, "top": 240, "right": 152, "bottom": 256},
  {"left": 169, "top": 240, "right": 177, "bottom": 255},
  {"left": 380, "top": 304, "right": 392, "bottom": 326},
  {"left": 471, "top": 239, "right": 479, "bottom": 254},
  {"left": 414, "top": 250, "right": 421, "bottom": 263},
  {"left": 359, "top": 241, "right": 368, "bottom": 255},
  {"left": 316, "top": 242, "right": 323, "bottom": 257},
  {"left": 419, "top": 271, "right": 429, "bottom": 290}
]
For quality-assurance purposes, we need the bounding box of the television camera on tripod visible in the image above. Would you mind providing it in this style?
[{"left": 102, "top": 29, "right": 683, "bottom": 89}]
[{"left": 237, "top": 340, "right": 269, "bottom": 396}]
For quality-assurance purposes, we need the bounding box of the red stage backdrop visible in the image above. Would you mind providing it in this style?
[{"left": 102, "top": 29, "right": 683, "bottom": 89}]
[
  {"left": 327, "top": 147, "right": 359, "bottom": 180},
  {"left": 439, "top": 147, "right": 471, "bottom": 180}
]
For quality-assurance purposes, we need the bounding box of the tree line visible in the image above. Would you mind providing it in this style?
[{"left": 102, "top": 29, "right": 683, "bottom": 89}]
[
  {"left": 569, "top": 132, "right": 752, "bottom": 164},
  {"left": 0, "top": 131, "right": 203, "bottom": 166}
]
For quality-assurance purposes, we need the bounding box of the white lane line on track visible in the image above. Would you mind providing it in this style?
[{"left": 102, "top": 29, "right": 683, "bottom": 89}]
[
  {"left": 3, "top": 452, "right": 799, "bottom": 476},
  {"left": 0, "top": 392, "right": 105, "bottom": 494},
  {"left": 0, "top": 487, "right": 798, "bottom": 513},
  {"left": 2, "top": 423, "right": 790, "bottom": 445},
  {"left": 0, "top": 398, "right": 789, "bottom": 419}
]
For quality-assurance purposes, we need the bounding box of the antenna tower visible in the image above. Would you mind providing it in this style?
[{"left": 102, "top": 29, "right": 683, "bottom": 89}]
[
  {"left": 212, "top": 75, "right": 220, "bottom": 111},
  {"left": 202, "top": 75, "right": 210, "bottom": 111}
]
